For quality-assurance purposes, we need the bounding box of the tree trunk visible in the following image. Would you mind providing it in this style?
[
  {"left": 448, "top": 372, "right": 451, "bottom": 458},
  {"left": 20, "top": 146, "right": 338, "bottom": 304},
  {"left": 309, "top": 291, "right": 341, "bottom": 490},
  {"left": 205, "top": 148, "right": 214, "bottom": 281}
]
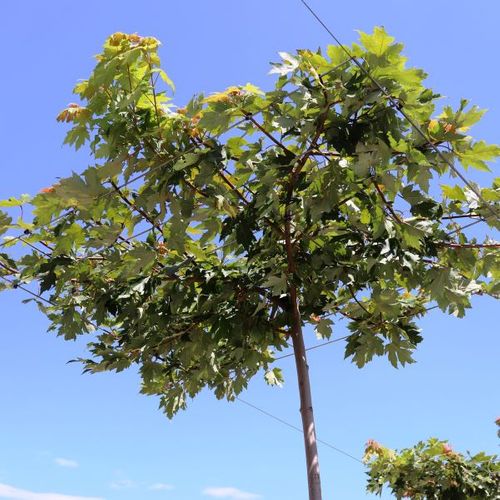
[
  {"left": 290, "top": 284, "right": 323, "bottom": 500},
  {"left": 284, "top": 173, "right": 322, "bottom": 498}
]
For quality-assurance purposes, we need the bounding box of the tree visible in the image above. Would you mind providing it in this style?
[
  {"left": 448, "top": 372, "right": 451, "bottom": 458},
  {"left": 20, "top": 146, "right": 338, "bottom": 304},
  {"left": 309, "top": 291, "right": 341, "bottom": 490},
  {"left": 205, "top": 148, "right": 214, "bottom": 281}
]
[
  {"left": 0, "top": 29, "right": 499, "bottom": 499},
  {"left": 363, "top": 433, "right": 500, "bottom": 499}
]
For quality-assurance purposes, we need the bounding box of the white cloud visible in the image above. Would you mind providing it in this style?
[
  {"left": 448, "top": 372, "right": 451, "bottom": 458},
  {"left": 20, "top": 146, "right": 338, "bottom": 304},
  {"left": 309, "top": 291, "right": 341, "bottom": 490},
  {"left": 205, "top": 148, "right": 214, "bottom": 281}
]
[
  {"left": 202, "top": 487, "right": 261, "bottom": 499},
  {"left": 54, "top": 458, "right": 78, "bottom": 469},
  {"left": 108, "top": 480, "right": 135, "bottom": 490},
  {"left": 0, "top": 482, "right": 103, "bottom": 500},
  {"left": 149, "top": 483, "right": 174, "bottom": 491}
]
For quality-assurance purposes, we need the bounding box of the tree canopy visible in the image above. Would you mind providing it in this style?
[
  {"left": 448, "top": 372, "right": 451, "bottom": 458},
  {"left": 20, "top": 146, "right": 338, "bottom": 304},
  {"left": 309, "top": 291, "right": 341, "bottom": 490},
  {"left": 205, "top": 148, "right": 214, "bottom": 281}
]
[{"left": 0, "top": 28, "right": 498, "bottom": 419}]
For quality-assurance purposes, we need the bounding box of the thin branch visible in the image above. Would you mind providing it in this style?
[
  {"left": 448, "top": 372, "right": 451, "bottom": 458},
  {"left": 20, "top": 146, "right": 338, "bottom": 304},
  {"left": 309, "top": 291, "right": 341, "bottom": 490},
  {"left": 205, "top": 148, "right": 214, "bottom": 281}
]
[
  {"left": 146, "top": 55, "right": 162, "bottom": 127},
  {"left": 18, "top": 237, "right": 51, "bottom": 257},
  {"left": 348, "top": 285, "right": 370, "bottom": 315},
  {"left": 109, "top": 180, "right": 163, "bottom": 233},
  {"left": 244, "top": 113, "right": 294, "bottom": 156},
  {"left": 372, "top": 180, "right": 403, "bottom": 224},
  {"left": 439, "top": 242, "right": 500, "bottom": 249},
  {"left": 217, "top": 169, "right": 251, "bottom": 205},
  {"left": 222, "top": 165, "right": 256, "bottom": 197},
  {"left": 0, "top": 260, "right": 18, "bottom": 275},
  {"left": 441, "top": 213, "right": 482, "bottom": 220}
]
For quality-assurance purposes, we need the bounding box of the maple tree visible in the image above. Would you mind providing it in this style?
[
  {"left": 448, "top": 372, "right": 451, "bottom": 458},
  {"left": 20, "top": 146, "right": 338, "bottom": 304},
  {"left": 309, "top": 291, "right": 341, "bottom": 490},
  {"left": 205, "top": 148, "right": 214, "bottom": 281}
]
[
  {"left": 364, "top": 432, "right": 500, "bottom": 499},
  {"left": 0, "top": 28, "right": 499, "bottom": 499}
]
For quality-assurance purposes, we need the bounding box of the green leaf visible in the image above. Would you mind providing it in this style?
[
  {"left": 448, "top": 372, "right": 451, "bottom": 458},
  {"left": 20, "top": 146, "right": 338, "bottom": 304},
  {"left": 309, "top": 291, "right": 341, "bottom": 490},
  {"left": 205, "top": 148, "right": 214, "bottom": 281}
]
[
  {"left": 459, "top": 103, "right": 486, "bottom": 128},
  {"left": 458, "top": 141, "right": 500, "bottom": 171},
  {"left": 264, "top": 368, "right": 284, "bottom": 387},
  {"left": 314, "top": 318, "right": 333, "bottom": 339},
  {"left": 360, "top": 209, "right": 371, "bottom": 225},
  {"left": 64, "top": 124, "right": 90, "bottom": 150},
  {"left": 400, "top": 223, "right": 426, "bottom": 250},
  {"left": 173, "top": 153, "right": 200, "bottom": 171},
  {"left": 441, "top": 184, "right": 467, "bottom": 202},
  {"left": 52, "top": 173, "right": 103, "bottom": 209},
  {"left": 0, "top": 211, "right": 12, "bottom": 237},
  {"left": 198, "top": 109, "right": 232, "bottom": 133},
  {"left": 156, "top": 68, "right": 175, "bottom": 91},
  {"left": 358, "top": 27, "right": 395, "bottom": 57},
  {"left": 326, "top": 45, "right": 350, "bottom": 66},
  {"left": 38, "top": 256, "right": 73, "bottom": 294},
  {"left": 97, "top": 158, "right": 124, "bottom": 179},
  {"left": 0, "top": 194, "right": 31, "bottom": 207},
  {"left": 262, "top": 274, "right": 287, "bottom": 295}
]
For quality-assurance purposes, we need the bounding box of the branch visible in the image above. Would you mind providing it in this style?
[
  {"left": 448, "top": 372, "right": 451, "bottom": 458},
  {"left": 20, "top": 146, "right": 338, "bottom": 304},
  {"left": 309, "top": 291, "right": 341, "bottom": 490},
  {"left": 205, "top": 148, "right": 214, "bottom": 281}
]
[
  {"left": 146, "top": 57, "right": 162, "bottom": 127},
  {"left": 18, "top": 237, "right": 51, "bottom": 257},
  {"left": 244, "top": 114, "right": 294, "bottom": 156},
  {"left": 438, "top": 242, "right": 500, "bottom": 249},
  {"left": 348, "top": 285, "right": 370, "bottom": 315},
  {"left": 0, "top": 260, "right": 18, "bottom": 275},
  {"left": 372, "top": 180, "right": 404, "bottom": 224},
  {"left": 182, "top": 177, "right": 210, "bottom": 199},
  {"left": 290, "top": 93, "right": 339, "bottom": 184},
  {"left": 215, "top": 167, "right": 251, "bottom": 205},
  {"left": 441, "top": 213, "right": 482, "bottom": 220},
  {"left": 109, "top": 180, "right": 164, "bottom": 234},
  {"left": 222, "top": 165, "right": 256, "bottom": 198}
]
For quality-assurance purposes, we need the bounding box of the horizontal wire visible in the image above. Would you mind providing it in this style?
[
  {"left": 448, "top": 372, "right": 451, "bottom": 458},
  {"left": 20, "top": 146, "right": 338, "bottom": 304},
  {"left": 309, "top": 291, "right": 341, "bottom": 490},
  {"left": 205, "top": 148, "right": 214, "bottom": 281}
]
[
  {"left": 274, "top": 336, "right": 349, "bottom": 360},
  {"left": 446, "top": 218, "right": 485, "bottom": 237}
]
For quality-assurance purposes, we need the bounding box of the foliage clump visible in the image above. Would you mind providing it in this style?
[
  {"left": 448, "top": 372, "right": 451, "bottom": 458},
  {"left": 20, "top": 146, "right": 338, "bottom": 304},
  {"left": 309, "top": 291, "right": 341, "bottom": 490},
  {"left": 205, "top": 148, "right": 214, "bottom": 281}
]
[
  {"left": 364, "top": 437, "right": 500, "bottom": 499},
  {"left": 0, "top": 29, "right": 498, "bottom": 418}
]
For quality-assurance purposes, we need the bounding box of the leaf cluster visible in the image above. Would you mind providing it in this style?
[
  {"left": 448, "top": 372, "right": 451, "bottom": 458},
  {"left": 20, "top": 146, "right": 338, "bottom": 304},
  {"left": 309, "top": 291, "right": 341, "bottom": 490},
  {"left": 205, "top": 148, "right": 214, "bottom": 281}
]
[
  {"left": 364, "top": 437, "right": 500, "bottom": 499},
  {"left": 0, "top": 28, "right": 498, "bottom": 417}
]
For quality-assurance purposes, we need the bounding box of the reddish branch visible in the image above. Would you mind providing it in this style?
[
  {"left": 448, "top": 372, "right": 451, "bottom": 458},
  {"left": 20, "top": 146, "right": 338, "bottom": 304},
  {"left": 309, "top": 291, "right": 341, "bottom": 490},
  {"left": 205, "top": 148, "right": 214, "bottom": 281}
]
[
  {"left": 372, "top": 180, "right": 403, "bottom": 224},
  {"left": 109, "top": 180, "right": 164, "bottom": 234},
  {"left": 216, "top": 169, "right": 251, "bottom": 205},
  {"left": 244, "top": 113, "right": 294, "bottom": 155},
  {"left": 222, "top": 165, "right": 256, "bottom": 197}
]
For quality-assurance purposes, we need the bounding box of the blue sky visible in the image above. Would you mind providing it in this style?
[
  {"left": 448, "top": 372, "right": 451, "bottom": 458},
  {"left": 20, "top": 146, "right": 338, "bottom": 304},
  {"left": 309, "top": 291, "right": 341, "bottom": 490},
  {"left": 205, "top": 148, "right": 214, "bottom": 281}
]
[{"left": 0, "top": 1, "right": 498, "bottom": 499}]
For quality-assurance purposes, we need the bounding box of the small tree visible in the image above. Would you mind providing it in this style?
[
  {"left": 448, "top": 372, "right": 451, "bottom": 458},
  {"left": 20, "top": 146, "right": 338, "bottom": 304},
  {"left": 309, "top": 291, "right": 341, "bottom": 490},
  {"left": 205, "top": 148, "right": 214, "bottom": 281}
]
[{"left": 0, "top": 29, "right": 498, "bottom": 499}]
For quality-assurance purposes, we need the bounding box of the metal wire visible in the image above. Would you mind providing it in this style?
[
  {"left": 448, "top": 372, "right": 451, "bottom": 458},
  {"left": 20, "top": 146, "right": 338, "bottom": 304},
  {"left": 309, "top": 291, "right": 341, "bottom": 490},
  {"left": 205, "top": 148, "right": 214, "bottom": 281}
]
[
  {"left": 236, "top": 396, "right": 363, "bottom": 463},
  {"left": 274, "top": 336, "right": 349, "bottom": 360}
]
